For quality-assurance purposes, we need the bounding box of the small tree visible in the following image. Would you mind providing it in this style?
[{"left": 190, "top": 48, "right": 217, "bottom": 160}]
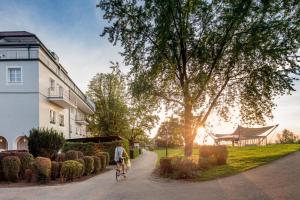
[
  {"left": 155, "top": 117, "right": 184, "bottom": 147},
  {"left": 277, "top": 129, "right": 299, "bottom": 144},
  {"left": 27, "top": 128, "right": 65, "bottom": 158}
]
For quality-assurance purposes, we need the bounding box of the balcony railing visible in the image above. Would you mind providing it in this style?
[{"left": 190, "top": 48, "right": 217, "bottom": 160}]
[
  {"left": 48, "top": 87, "right": 77, "bottom": 108},
  {"left": 0, "top": 49, "right": 39, "bottom": 59},
  {"left": 75, "top": 114, "right": 88, "bottom": 125}
]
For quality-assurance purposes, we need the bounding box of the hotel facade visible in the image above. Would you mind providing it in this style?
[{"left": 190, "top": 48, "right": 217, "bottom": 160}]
[{"left": 0, "top": 31, "right": 95, "bottom": 151}]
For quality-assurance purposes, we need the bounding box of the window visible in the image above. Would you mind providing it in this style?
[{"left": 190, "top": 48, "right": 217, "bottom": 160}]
[
  {"left": 50, "top": 110, "right": 56, "bottom": 124},
  {"left": 49, "top": 78, "right": 55, "bottom": 91},
  {"left": 59, "top": 114, "right": 64, "bottom": 127},
  {"left": 7, "top": 67, "right": 22, "bottom": 84}
]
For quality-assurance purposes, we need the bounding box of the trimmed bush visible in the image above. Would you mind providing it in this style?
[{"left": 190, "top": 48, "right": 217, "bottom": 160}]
[
  {"left": 65, "top": 150, "right": 80, "bottom": 160},
  {"left": 62, "top": 142, "right": 101, "bottom": 156},
  {"left": 199, "top": 145, "right": 214, "bottom": 158},
  {"left": 75, "top": 159, "right": 85, "bottom": 176},
  {"left": 159, "top": 157, "right": 173, "bottom": 175},
  {"left": 171, "top": 157, "right": 198, "bottom": 179},
  {"left": 130, "top": 148, "right": 139, "bottom": 159},
  {"left": 32, "top": 157, "right": 51, "bottom": 183},
  {"left": 60, "top": 160, "right": 84, "bottom": 182},
  {"left": 51, "top": 161, "right": 60, "bottom": 180},
  {"left": 97, "top": 154, "right": 107, "bottom": 170},
  {"left": 99, "top": 140, "right": 129, "bottom": 164},
  {"left": 198, "top": 145, "right": 228, "bottom": 168},
  {"left": 78, "top": 151, "right": 84, "bottom": 159},
  {"left": 213, "top": 145, "right": 228, "bottom": 165},
  {"left": 92, "top": 156, "right": 101, "bottom": 173},
  {"left": 28, "top": 128, "right": 65, "bottom": 159},
  {"left": 2, "top": 156, "right": 21, "bottom": 182},
  {"left": 18, "top": 152, "right": 34, "bottom": 179},
  {"left": 95, "top": 152, "right": 109, "bottom": 168},
  {"left": 83, "top": 156, "right": 94, "bottom": 175}
]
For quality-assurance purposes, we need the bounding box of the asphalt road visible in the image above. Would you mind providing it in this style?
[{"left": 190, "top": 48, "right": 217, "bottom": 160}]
[{"left": 0, "top": 150, "right": 299, "bottom": 200}]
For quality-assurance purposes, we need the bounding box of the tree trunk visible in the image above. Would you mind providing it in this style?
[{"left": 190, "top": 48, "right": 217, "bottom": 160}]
[{"left": 183, "top": 103, "right": 194, "bottom": 157}]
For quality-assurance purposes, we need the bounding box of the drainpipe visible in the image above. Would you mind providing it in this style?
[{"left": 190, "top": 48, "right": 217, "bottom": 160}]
[{"left": 68, "top": 108, "right": 71, "bottom": 139}]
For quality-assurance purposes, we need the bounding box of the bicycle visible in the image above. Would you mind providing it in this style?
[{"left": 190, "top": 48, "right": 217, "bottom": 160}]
[{"left": 115, "top": 160, "right": 127, "bottom": 182}]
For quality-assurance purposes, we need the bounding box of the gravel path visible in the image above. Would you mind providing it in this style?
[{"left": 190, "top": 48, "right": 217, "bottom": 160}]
[{"left": 0, "top": 150, "right": 299, "bottom": 200}]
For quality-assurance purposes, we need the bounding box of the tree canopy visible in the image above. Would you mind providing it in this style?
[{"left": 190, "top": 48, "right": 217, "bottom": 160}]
[
  {"left": 98, "top": 0, "right": 300, "bottom": 156},
  {"left": 154, "top": 117, "right": 184, "bottom": 147}
]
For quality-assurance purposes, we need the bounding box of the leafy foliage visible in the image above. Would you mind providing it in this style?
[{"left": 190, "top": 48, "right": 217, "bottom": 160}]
[
  {"left": 60, "top": 160, "right": 84, "bottom": 182},
  {"left": 63, "top": 142, "right": 101, "bottom": 156},
  {"left": 277, "top": 129, "right": 299, "bottom": 144},
  {"left": 98, "top": 0, "right": 300, "bottom": 156},
  {"left": 155, "top": 117, "right": 184, "bottom": 147},
  {"left": 28, "top": 128, "right": 65, "bottom": 158},
  {"left": 83, "top": 156, "right": 94, "bottom": 175},
  {"left": 92, "top": 156, "right": 101, "bottom": 173},
  {"left": 32, "top": 157, "right": 51, "bottom": 183},
  {"left": 87, "top": 67, "right": 130, "bottom": 136},
  {"left": 2, "top": 156, "right": 21, "bottom": 182}
]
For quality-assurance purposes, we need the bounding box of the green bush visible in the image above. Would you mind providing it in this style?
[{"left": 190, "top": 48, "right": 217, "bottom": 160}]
[
  {"left": 32, "top": 157, "right": 51, "bottom": 183},
  {"left": 198, "top": 145, "right": 228, "bottom": 168},
  {"left": 28, "top": 128, "right": 65, "bottom": 158},
  {"left": 96, "top": 154, "right": 106, "bottom": 170},
  {"left": 51, "top": 161, "right": 60, "bottom": 180},
  {"left": 65, "top": 150, "right": 83, "bottom": 160},
  {"left": 83, "top": 156, "right": 94, "bottom": 175},
  {"left": 2, "top": 156, "right": 21, "bottom": 182},
  {"left": 60, "top": 160, "right": 84, "bottom": 182},
  {"left": 171, "top": 157, "right": 198, "bottom": 179},
  {"left": 95, "top": 152, "right": 109, "bottom": 168},
  {"left": 99, "top": 140, "right": 129, "bottom": 164},
  {"left": 75, "top": 159, "right": 85, "bottom": 176},
  {"left": 199, "top": 145, "right": 214, "bottom": 158},
  {"left": 213, "top": 145, "right": 228, "bottom": 165},
  {"left": 92, "top": 156, "right": 101, "bottom": 173},
  {"left": 159, "top": 157, "right": 173, "bottom": 175},
  {"left": 130, "top": 148, "right": 139, "bottom": 159},
  {"left": 62, "top": 142, "right": 101, "bottom": 156},
  {"left": 18, "top": 152, "right": 34, "bottom": 179}
]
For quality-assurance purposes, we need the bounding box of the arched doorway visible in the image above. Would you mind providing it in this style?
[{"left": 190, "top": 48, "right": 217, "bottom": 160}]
[
  {"left": 16, "top": 136, "right": 28, "bottom": 150},
  {"left": 0, "top": 136, "right": 8, "bottom": 151}
]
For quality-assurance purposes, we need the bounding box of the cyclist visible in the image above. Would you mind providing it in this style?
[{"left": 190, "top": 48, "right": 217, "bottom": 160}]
[{"left": 114, "top": 142, "right": 128, "bottom": 175}]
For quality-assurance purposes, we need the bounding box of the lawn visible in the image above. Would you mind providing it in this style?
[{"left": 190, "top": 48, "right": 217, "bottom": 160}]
[{"left": 154, "top": 144, "right": 300, "bottom": 181}]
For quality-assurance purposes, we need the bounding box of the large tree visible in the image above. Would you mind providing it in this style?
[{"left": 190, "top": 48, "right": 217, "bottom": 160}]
[
  {"left": 98, "top": 0, "right": 300, "bottom": 156},
  {"left": 86, "top": 67, "right": 130, "bottom": 136}
]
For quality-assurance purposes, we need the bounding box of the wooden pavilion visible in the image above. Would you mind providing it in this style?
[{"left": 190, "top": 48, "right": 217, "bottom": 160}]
[{"left": 212, "top": 125, "right": 279, "bottom": 146}]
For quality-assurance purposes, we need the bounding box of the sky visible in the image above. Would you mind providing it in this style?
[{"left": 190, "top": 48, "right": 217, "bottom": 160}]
[{"left": 1, "top": 0, "right": 300, "bottom": 138}]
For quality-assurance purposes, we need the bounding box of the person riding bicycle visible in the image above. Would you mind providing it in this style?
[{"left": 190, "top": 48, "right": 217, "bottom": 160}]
[{"left": 114, "top": 142, "right": 128, "bottom": 175}]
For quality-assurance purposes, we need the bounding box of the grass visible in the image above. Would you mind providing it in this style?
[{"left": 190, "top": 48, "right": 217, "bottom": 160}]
[{"left": 154, "top": 144, "right": 300, "bottom": 181}]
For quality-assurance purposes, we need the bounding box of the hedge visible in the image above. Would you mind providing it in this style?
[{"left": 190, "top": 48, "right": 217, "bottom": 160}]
[
  {"left": 130, "top": 148, "right": 139, "bottom": 159},
  {"left": 99, "top": 139, "right": 129, "bottom": 164},
  {"left": 83, "top": 156, "right": 94, "bottom": 175},
  {"left": 62, "top": 142, "right": 101, "bottom": 156},
  {"left": 2, "top": 156, "right": 21, "bottom": 182},
  {"left": 198, "top": 145, "right": 228, "bottom": 168},
  {"left": 60, "top": 160, "right": 84, "bottom": 182},
  {"left": 92, "top": 156, "right": 101, "bottom": 173},
  {"left": 33, "top": 157, "right": 51, "bottom": 183},
  {"left": 51, "top": 161, "right": 60, "bottom": 180}
]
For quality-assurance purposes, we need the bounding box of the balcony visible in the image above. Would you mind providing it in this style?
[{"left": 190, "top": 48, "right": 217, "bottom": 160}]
[
  {"left": 48, "top": 87, "right": 77, "bottom": 108},
  {"left": 0, "top": 49, "right": 39, "bottom": 59},
  {"left": 75, "top": 114, "right": 88, "bottom": 125}
]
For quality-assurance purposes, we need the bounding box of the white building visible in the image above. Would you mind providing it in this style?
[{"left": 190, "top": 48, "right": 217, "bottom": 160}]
[{"left": 0, "top": 31, "right": 95, "bottom": 151}]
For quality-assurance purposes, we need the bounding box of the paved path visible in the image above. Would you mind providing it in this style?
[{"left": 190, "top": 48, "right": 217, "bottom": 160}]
[{"left": 0, "top": 150, "right": 300, "bottom": 200}]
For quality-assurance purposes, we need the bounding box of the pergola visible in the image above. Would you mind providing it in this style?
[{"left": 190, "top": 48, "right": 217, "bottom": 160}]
[{"left": 212, "top": 125, "right": 279, "bottom": 146}]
